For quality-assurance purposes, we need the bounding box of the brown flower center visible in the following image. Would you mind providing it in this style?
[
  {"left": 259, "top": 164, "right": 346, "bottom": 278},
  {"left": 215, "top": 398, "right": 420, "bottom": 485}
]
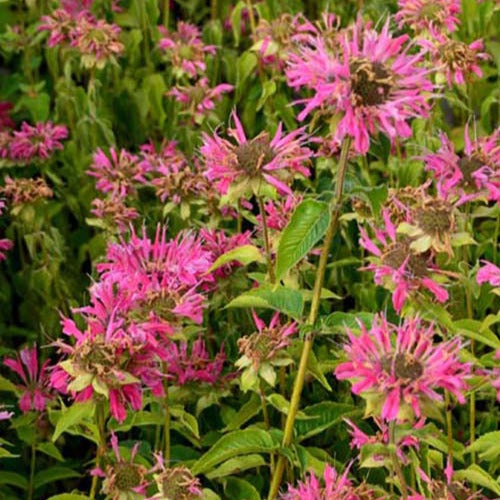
[
  {"left": 458, "top": 155, "right": 483, "bottom": 185},
  {"left": 381, "top": 242, "right": 429, "bottom": 277},
  {"left": 235, "top": 135, "right": 276, "bottom": 175},
  {"left": 160, "top": 466, "right": 200, "bottom": 500},
  {"left": 114, "top": 463, "right": 143, "bottom": 491},
  {"left": 382, "top": 353, "right": 423, "bottom": 381},
  {"left": 349, "top": 58, "right": 394, "bottom": 106},
  {"left": 441, "top": 41, "right": 476, "bottom": 71},
  {"left": 415, "top": 204, "right": 453, "bottom": 236}
]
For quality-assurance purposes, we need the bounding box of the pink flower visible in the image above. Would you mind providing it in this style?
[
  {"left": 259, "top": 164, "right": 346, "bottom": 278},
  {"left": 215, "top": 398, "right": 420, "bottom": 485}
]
[
  {"left": 281, "top": 463, "right": 372, "bottom": 499},
  {"left": 419, "top": 30, "right": 489, "bottom": 87},
  {"left": 286, "top": 18, "right": 433, "bottom": 154},
  {"left": 335, "top": 314, "right": 470, "bottom": 422},
  {"left": 424, "top": 126, "right": 500, "bottom": 204},
  {"left": 9, "top": 122, "right": 68, "bottom": 162},
  {"left": 201, "top": 111, "right": 311, "bottom": 197},
  {"left": 395, "top": 0, "right": 461, "bottom": 33},
  {"left": 151, "top": 453, "right": 202, "bottom": 498},
  {"left": 257, "top": 195, "right": 302, "bottom": 231},
  {"left": 164, "top": 337, "right": 225, "bottom": 386},
  {"left": 0, "top": 102, "right": 14, "bottom": 130},
  {"left": 3, "top": 345, "right": 53, "bottom": 413},
  {"left": 1, "top": 176, "right": 53, "bottom": 205},
  {"left": 39, "top": 9, "right": 81, "bottom": 48},
  {"left": 158, "top": 21, "right": 216, "bottom": 78},
  {"left": 90, "top": 196, "right": 139, "bottom": 232},
  {"left": 477, "top": 260, "right": 500, "bottom": 287},
  {"left": 87, "top": 148, "right": 147, "bottom": 199},
  {"left": 60, "top": 0, "right": 93, "bottom": 15},
  {"left": 168, "top": 77, "right": 233, "bottom": 123},
  {"left": 0, "top": 237, "right": 13, "bottom": 261},
  {"left": 0, "top": 407, "right": 13, "bottom": 421}
]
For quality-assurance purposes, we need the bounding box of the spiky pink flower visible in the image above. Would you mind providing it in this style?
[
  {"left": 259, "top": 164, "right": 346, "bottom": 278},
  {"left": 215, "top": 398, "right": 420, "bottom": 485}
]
[
  {"left": 359, "top": 209, "right": 449, "bottom": 312},
  {"left": 424, "top": 126, "right": 500, "bottom": 204},
  {"left": 39, "top": 8, "right": 80, "bottom": 47},
  {"left": 0, "top": 238, "right": 12, "bottom": 261},
  {"left": 281, "top": 463, "right": 372, "bottom": 500},
  {"left": 158, "top": 21, "right": 216, "bottom": 78},
  {"left": 419, "top": 30, "right": 489, "bottom": 86},
  {"left": 8, "top": 122, "right": 68, "bottom": 162},
  {"left": 0, "top": 102, "right": 14, "bottom": 130},
  {"left": 169, "top": 77, "right": 233, "bottom": 123},
  {"left": 395, "top": 0, "right": 461, "bottom": 33},
  {"left": 477, "top": 260, "right": 500, "bottom": 287},
  {"left": 3, "top": 345, "right": 53, "bottom": 413},
  {"left": 87, "top": 148, "right": 148, "bottom": 199},
  {"left": 90, "top": 196, "right": 139, "bottom": 232},
  {"left": 201, "top": 111, "right": 311, "bottom": 197},
  {"left": 164, "top": 337, "right": 225, "bottom": 386},
  {"left": 257, "top": 195, "right": 302, "bottom": 231},
  {"left": 286, "top": 18, "right": 433, "bottom": 154},
  {"left": 335, "top": 314, "right": 470, "bottom": 422},
  {"left": 92, "top": 433, "right": 150, "bottom": 498}
]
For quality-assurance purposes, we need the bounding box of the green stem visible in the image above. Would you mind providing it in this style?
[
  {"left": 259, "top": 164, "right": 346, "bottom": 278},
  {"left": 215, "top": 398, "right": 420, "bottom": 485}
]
[
  {"left": 163, "top": 365, "right": 171, "bottom": 464},
  {"left": 389, "top": 421, "right": 408, "bottom": 500},
  {"left": 89, "top": 401, "right": 106, "bottom": 500},
  {"left": 493, "top": 211, "right": 499, "bottom": 263},
  {"left": 28, "top": 443, "right": 36, "bottom": 500},
  {"left": 257, "top": 195, "right": 276, "bottom": 284},
  {"left": 267, "top": 137, "right": 351, "bottom": 499},
  {"left": 162, "top": 0, "right": 170, "bottom": 27},
  {"left": 211, "top": 0, "right": 217, "bottom": 21},
  {"left": 246, "top": 0, "right": 257, "bottom": 36},
  {"left": 444, "top": 391, "right": 454, "bottom": 463},
  {"left": 259, "top": 382, "right": 274, "bottom": 474}
]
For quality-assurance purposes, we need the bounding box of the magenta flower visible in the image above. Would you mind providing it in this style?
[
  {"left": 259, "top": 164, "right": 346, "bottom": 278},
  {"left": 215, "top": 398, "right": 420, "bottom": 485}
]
[
  {"left": 477, "top": 260, "right": 500, "bottom": 288},
  {"left": 87, "top": 148, "right": 147, "bottom": 199},
  {"left": 39, "top": 9, "right": 81, "bottom": 48},
  {"left": 286, "top": 18, "right": 433, "bottom": 154},
  {"left": 0, "top": 102, "right": 14, "bottom": 130},
  {"left": 164, "top": 337, "right": 225, "bottom": 386},
  {"left": 419, "top": 30, "right": 489, "bottom": 86},
  {"left": 158, "top": 21, "right": 216, "bottom": 78},
  {"left": 257, "top": 195, "right": 302, "bottom": 232},
  {"left": 9, "top": 121, "right": 68, "bottom": 162},
  {"left": 90, "top": 196, "right": 139, "bottom": 232},
  {"left": 359, "top": 209, "right": 449, "bottom": 312},
  {"left": 335, "top": 314, "right": 470, "bottom": 422},
  {"left": 201, "top": 111, "right": 311, "bottom": 197},
  {"left": 395, "top": 0, "right": 461, "bottom": 33},
  {"left": 92, "top": 433, "right": 150, "bottom": 498},
  {"left": 151, "top": 453, "right": 202, "bottom": 498},
  {"left": 424, "top": 126, "right": 500, "bottom": 204},
  {"left": 281, "top": 463, "right": 372, "bottom": 500},
  {"left": 169, "top": 77, "right": 233, "bottom": 123},
  {"left": 3, "top": 345, "right": 53, "bottom": 413}
]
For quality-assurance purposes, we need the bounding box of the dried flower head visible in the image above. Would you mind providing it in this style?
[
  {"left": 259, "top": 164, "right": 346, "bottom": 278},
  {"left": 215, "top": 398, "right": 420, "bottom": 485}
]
[
  {"left": 335, "top": 314, "right": 470, "bottom": 422},
  {"left": 0, "top": 177, "right": 53, "bottom": 205},
  {"left": 90, "top": 196, "right": 139, "bottom": 232}
]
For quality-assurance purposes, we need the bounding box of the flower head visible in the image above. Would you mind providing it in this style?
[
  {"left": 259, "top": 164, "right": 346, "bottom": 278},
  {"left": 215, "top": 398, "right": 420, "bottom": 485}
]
[
  {"left": 3, "top": 345, "right": 53, "bottom": 413},
  {"left": 395, "top": 0, "right": 461, "bottom": 33},
  {"left": 286, "top": 18, "right": 433, "bottom": 154},
  {"left": 0, "top": 176, "right": 53, "bottom": 206},
  {"left": 335, "top": 314, "right": 470, "bottom": 422},
  {"left": 9, "top": 122, "right": 67, "bottom": 162},
  {"left": 90, "top": 196, "right": 139, "bottom": 232},
  {"left": 158, "top": 21, "right": 216, "bottom": 78},
  {"left": 477, "top": 260, "right": 500, "bottom": 288},
  {"left": 201, "top": 111, "right": 311, "bottom": 198},
  {"left": 257, "top": 195, "right": 302, "bottom": 232}
]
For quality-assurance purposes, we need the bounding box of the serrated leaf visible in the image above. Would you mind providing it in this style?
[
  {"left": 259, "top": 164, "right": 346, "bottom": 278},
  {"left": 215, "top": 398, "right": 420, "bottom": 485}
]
[
  {"left": 276, "top": 200, "right": 330, "bottom": 281},
  {"left": 454, "top": 464, "right": 500, "bottom": 496},
  {"left": 192, "top": 429, "right": 278, "bottom": 475},
  {"left": 206, "top": 454, "right": 266, "bottom": 479},
  {"left": 52, "top": 401, "right": 94, "bottom": 442},
  {"left": 209, "top": 245, "right": 265, "bottom": 272},
  {"left": 466, "top": 431, "right": 500, "bottom": 461}
]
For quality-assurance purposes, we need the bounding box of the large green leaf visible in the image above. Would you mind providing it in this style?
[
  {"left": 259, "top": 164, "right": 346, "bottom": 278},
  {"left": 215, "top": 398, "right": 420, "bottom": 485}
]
[
  {"left": 206, "top": 454, "right": 266, "bottom": 479},
  {"left": 0, "top": 471, "right": 28, "bottom": 490},
  {"left": 52, "top": 401, "right": 94, "bottom": 442},
  {"left": 276, "top": 200, "right": 330, "bottom": 281},
  {"left": 295, "top": 402, "right": 358, "bottom": 442},
  {"left": 226, "top": 285, "right": 304, "bottom": 319},
  {"left": 223, "top": 477, "right": 261, "bottom": 500},
  {"left": 192, "top": 429, "right": 278, "bottom": 475},
  {"left": 209, "top": 245, "right": 265, "bottom": 272},
  {"left": 454, "top": 464, "right": 500, "bottom": 496},
  {"left": 224, "top": 394, "right": 261, "bottom": 432},
  {"left": 466, "top": 431, "right": 500, "bottom": 461},
  {"left": 34, "top": 467, "right": 81, "bottom": 490}
]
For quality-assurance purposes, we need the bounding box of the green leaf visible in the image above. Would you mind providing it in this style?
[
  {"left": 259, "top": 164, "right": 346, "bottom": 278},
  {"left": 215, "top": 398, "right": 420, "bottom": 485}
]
[
  {"left": 466, "top": 431, "right": 500, "bottom": 461},
  {"left": 276, "top": 200, "right": 330, "bottom": 281},
  {"left": 226, "top": 285, "right": 304, "bottom": 319},
  {"left": 206, "top": 454, "right": 266, "bottom": 479},
  {"left": 454, "top": 319, "right": 500, "bottom": 349},
  {"left": 223, "top": 477, "right": 261, "bottom": 500},
  {"left": 37, "top": 441, "right": 64, "bottom": 461},
  {"left": 46, "top": 494, "right": 89, "bottom": 500},
  {"left": 52, "top": 401, "right": 94, "bottom": 442},
  {"left": 295, "top": 402, "right": 358, "bottom": 442},
  {"left": 257, "top": 80, "right": 276, "bottom": 111},
  {"left": 0, "top": 373, "right": 18, "bottom": 393},
  {"left": 0, "top": 471, "right": 28, "bottom": 490},
  {"left": 230, "top": 1, "right": 246, "bottom": 46},
  {"left": 209, "top": 245, "right": 265, "bottom": 272},
  {"left": 236, "top": 52, "right": 258, "bottom": 99},
  {"left": 453, "top": 464, "right": 500, "bottom": 496},
  {"left": 192, "top": 429, "right": 278, "bottom": 475},
  {"left": 224, "top": 394, "right": 261, "bottom": 431},
  {"left": 34, "top": 467, "right": 81, "bottom": 490}
]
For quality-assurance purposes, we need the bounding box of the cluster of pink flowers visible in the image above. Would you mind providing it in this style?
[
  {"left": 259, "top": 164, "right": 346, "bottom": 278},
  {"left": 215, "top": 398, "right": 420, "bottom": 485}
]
[
  {"left": 3, "top": 345, "right": 53, "bottom": 413},
  {"left": 335, "top": 314, "right": 470, "bottom": 422},
  {"left": 286, "top": 17, "right": 433, "bottom": 154},
  {"left": 395, "top": 0, "right": 461, "bottom": 33},
  {"left": 0, "top": 121, "right": 68, "bottom": 163},
  {"left": 201, "top": 111, "right": 311, "bottom": 198},
  {"left": 39, "top": 7, "right": 123, "bottom": 68},
  {"left": 158, "top": 21, "right": 216, "bottom": 79}
]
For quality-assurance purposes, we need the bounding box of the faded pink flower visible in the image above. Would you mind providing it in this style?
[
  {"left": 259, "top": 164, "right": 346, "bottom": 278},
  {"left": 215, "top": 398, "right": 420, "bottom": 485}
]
[
  {"left": 286, "top": 18, "right": 433, "bottom": 154},
  {"left": 169, "top": 77, "right": 233, "bottom": 123},
  {"left": 92, "top": 433, "right": 150, "bottom": 498},
  {"left": 419, "top": 30, "right": 489, "bottom": 86},
  {"left": 0, "top": 131, "right": 11, "bottom": 158},
  {"left": 335, "top": 314, "right": 470, "bottom": 422},
  {"left": 158, "top": 21, "right": 216, "bottom": 78},
  {"left": 395, "top": 0, "right": 461, "bottom": 33},
  {"left": 424, "top": 126, "right": 500, "bottom": 204},
  {"left": 201, "top": 111, "right": 311, "bottom": 197},
  {"left": 90, "top": 196, "right": 139, "bottom": 232},
  {"left": 164, "top": 337, "right": 225, "bottom": 386},
  {"left": 477, "top": 260, "right": 500, "bottom": 287},
  {"left": 3, "top": 345, "right": 53, "bottom": 413},
  {"left": 87, "top": 148, "right": 147, "bottom": 199},
  {"left": 281, "top": 463, "right": 373, "bottom": 500},
  {"left": 9, "top": 122, "right": 68, "bottom": 162},
  {"left": 0, "top": 176, "right": 53, "bottom": 205},
  {"left": 39, "top": 8, "right": 80, "bottom": 47}
]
